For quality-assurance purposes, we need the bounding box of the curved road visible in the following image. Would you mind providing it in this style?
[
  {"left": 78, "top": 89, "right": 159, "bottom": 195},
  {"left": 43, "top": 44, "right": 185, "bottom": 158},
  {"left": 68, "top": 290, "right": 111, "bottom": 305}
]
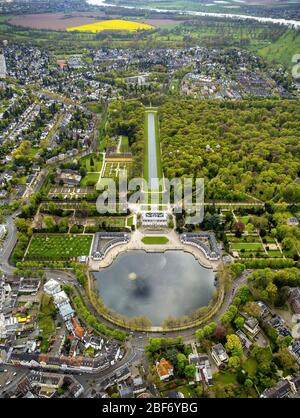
[
  {"left": 0, "top": 210, "right": 20, "bottom": 275},
  {"left": 47, "top": 268, "right": 252, "bottom": 341}
]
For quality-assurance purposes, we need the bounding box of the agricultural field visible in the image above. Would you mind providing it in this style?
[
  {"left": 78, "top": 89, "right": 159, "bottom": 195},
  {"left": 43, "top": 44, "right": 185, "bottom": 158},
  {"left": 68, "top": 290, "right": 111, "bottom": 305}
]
[
  {"left": 8, "top": 12, "right": 107, "bottom": 30},
  {"left": 67, "top": 19, "right": 154, "bottom": 33},
  {"left": 26, "top": 234, "right": 93, "bottom": 261}
]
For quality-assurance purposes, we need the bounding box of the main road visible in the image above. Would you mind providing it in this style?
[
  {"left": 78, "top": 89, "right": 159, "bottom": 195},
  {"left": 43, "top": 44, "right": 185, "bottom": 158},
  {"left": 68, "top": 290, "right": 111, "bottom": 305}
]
[{"left": 0, "top": 211, "right": 20, "bottom": 275}]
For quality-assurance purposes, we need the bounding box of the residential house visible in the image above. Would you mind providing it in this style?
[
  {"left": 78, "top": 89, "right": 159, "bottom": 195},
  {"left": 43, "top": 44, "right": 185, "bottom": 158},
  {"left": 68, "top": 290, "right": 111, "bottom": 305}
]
[
  {"left": 287, "top": 217, "right": 299, "bottom": 227},
  {"left": 288, "top": 288, "right": 300, "bottom": 314},
  {"left": 53, "top": 291, "right": 69, "bottom": 308},
  {"left": 0, "top": 313, "right": 19, "bottom": 338},
  {"left": 43, "top": 279, "right": 61, "bottom": 296},
  {"left": 71, "top": 317, "right": 85, "bottom": 339},
  {"left": 114, "top": 367, "right": 131, "bottom": 383},
  {"left": 267, "top": 316, "right": 292, "bottom": 338},
  {"left": 86, "top": 336, "right": 103, "bottom": 351},
  {"left": 156, "top": 358, "right": 174, "bottom": 381},
  {"left": 288, "top": 341, "right": 300, "bottom": 364},
  {"left": 243, "top": 316, "right": 260, "bottom": 338},
  {"left": 260, "top": 379, "right": 291, "bottom": 398},
  {"left": 254, "top": 301, "right": 270, "bottom": 319},
  {"left": 118, "top": 382, "right": 134, "bottom": 398},
  {"left": 289, "top": 374, "right": 300, "bottom": 395},
  {"left": 19, "top": 278, "right": 41, "bottom": 294},
  {"left": 211, "top": 343, "right": 229, "bottom": 368},
  {"left": 132, "top": 376, "right": 146, "bottom": 395},
  {"left": 188, "top": 353, "right": 212, "bottom": 385},
  {"left": 236, "top": 330, "right": 252, "bottom": 352},
  {"left": 167, "top": 391, "right": 185, "bottom": 398}
]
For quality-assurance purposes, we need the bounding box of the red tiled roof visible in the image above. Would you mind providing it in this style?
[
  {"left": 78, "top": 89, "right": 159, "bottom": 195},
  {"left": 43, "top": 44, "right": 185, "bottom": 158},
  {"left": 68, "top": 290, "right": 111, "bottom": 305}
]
[{"left": 157, "top": 358, "right": 173, "bottom": 378}]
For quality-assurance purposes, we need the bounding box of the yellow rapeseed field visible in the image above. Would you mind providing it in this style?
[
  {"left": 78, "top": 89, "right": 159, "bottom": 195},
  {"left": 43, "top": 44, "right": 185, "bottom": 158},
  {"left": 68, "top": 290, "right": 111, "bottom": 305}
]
[{"left": 67, "top": 19, "right": 154, "bottom": 33}]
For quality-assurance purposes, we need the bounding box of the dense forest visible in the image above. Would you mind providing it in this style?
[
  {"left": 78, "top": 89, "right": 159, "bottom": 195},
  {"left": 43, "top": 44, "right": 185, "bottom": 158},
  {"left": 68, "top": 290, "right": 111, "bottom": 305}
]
[
  {"left": 105, "top": 99, "right": 145, "bottom": 177},
  {"left": 159, "top": 99, "right": 300, "bottom": 202}
]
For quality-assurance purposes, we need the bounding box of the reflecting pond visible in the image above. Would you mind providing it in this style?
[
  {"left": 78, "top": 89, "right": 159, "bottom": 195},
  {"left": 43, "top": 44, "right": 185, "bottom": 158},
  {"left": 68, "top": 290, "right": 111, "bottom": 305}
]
[{"left": 93, "top": 250, "right": 216, "bottom": 326}]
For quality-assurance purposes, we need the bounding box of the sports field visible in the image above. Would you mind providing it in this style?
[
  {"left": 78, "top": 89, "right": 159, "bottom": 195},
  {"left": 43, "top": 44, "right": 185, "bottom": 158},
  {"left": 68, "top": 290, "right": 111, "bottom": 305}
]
[
  {"left": 67, "top": 19, "right": 154, "bottom": 33},
  {"left": 26, "top": 234, "right": 93, "bottom": 260}
]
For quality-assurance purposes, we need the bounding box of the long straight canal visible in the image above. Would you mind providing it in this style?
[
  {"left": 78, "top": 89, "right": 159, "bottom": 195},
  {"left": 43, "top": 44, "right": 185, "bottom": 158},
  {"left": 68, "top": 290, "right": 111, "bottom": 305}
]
[{"left": 147, "top": 111, "right": 159, "bottom": 191}]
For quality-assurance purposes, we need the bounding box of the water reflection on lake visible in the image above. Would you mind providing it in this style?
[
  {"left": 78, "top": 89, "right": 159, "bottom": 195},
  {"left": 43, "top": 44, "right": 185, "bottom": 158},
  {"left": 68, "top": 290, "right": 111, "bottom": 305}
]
[{"left": 93, "top": 250, "right": 215, "bottom": 326}]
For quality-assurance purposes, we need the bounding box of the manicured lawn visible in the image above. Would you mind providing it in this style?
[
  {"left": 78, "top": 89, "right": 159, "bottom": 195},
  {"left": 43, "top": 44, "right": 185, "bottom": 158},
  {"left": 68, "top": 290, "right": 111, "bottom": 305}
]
[
  {"left": 264, "top": 236, "right": 276, "bottom": 244},
  {"left": 80, "top": 172, "right": 99, "bottom": 186},
  {"left": 213, "top": 371, "right": 238, "bottom": 385},
  {"left": 231, "top": 242, "right": 264, "bottom": 251},
  {"left": 127, "top": 216, "right": 134, "bottom": 227},
  {"left": 26, "top": 234, "right": 93, "bottom": 260},
  {"left": 227, "top": 234, "right": 260, "bottom": 243},
  {"left": 267, "top": 250, "right": 283, "bottom": 258},
  {"left": 120, "top": 136, "right": 129, "bottom": 153},
  {"left": 243, "top": 358, "right": 258, "bottom": 376},
  {"left": 173, "top": 385, "right": 195, "bottom": 398},
  {"left": 142, "top": 236, "right": 169, "bottom": 245},
  {"left": 239, "top": 216, "right": 250, "bottom": 225}
]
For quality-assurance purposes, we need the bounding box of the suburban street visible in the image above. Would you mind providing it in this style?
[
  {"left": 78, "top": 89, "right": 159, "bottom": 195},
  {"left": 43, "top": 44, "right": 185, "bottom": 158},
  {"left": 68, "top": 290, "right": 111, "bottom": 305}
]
[{"left": 0, "top": 211, "right": 20, "bottom": 275}]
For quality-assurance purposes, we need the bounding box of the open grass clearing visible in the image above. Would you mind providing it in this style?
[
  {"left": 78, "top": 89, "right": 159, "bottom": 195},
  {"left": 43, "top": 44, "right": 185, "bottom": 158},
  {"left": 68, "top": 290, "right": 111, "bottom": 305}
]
[
  {"left": 81, "top": 154, "right": 103, "bottom": 172},
  {"left": 243, "top": 358, "right": 258, "bottom": 377},
  {"left": 80, "top": 172, "right": 99, "bottom": 186},
  {"left": 231, "top": 242, "right": 264, "bottom": 251}
]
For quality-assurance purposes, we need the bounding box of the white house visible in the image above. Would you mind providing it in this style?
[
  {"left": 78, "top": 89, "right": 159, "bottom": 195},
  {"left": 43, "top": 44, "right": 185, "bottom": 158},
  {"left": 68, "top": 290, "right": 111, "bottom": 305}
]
[
  {"left": 211, "top": 344, "right": 229, "bottom": 367},
  {"left": 53, "top": 291, "right": 69, "bottom": 308},
  {"left": 43, "top": 279, "right": 61, "bottom": 296}
]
